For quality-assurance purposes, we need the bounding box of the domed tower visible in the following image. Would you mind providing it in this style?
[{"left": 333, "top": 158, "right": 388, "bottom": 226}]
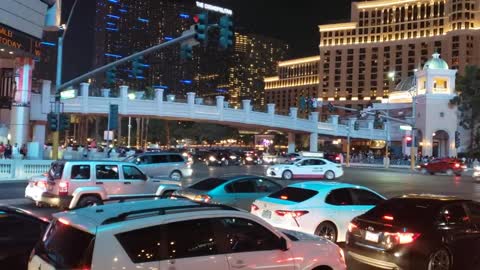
[{"left": 414, "top": 53, "right": 458, "bottom": 157}]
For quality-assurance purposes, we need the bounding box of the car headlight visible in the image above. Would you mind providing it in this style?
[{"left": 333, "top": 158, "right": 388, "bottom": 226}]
[
  {"left": 246, "top": 157, "right": 253, "bottom": 161},
  {"left": 221, "top": 157, "right": 225, "bottom": 161},
  {"left": 475, "top": 166, "right": 480, "bottom": 171},
  {"left": 209, "top": 156, "right": 216, "bottom": 161},
  {"left": 230, "top": 155, "right": 237, "bottom": 159}
]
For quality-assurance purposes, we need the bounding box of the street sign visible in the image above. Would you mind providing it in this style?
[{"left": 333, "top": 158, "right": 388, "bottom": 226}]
[
  {"left": 104, "top": 130, "right": 114, "bottom": 141},
  {"left": 400, "top": 125, "right": 412, "bottom": 131}
]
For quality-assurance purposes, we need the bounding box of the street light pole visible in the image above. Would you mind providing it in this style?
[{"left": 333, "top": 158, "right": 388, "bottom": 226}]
[{"left": 346, "top": 126, "right": 351, "bottom": 167}]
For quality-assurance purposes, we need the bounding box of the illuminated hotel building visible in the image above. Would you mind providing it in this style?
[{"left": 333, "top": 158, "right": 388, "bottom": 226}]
[
  {"left": 264, "top": 56, "right": 320, "bottom": 115},
  {"left": 318, "top": 0, "right": 480, "bottom": 107}
]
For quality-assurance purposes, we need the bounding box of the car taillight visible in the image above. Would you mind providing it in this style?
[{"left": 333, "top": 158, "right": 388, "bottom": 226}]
[
  {"left": 194, "top": 194, "right": 212, "bottom": 203},
  {"left": 275, "top": 210, "right": 309, "bottom": 218},
  {"left": 250, "top": 203, "right": 259, "bottom": 212},
  {"left": 58, "top": 181, "right": 68, "bottom": 196},
  {"left": 454, "top": 163, "right": 460, "bottom": 168},
  {"left": 382, "top": 215, "right": 394, "bottom": 221},
  {"left": 385, "top": 232, "right": 421, "bottom": 244},
  {"left": 58, "top": 217, "right": 70, "bottom": 225},
  {"left": 348, "top": 222, "right": 358, "bottom": 233}
]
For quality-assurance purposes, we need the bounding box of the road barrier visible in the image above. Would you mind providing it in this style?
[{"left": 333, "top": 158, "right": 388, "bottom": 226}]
[{"left": 0, "top": 159, "right": 53, "bottom": 181}]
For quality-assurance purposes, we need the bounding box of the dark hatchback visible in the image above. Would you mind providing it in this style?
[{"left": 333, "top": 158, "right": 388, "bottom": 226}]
[
  {"left": 346, "top": 195, "right": 480, "bottom": 270},
  {"left": 0, "top": 206, "right": 49, "bottom": 269}
]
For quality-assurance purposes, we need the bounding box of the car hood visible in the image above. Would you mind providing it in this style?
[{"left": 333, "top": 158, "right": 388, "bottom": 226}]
[{"left": 278, "top": 228, "right": 331, "bottom": 244}]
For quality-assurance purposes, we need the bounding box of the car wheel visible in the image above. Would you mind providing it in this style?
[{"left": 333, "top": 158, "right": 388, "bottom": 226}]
[
  {"left": 77, "top": 195, "right": 102, "bottom": 208},
  {"left": 421, "top": 168, "right": 428, "bottom": 174},
  {"left": 282, "top": 170, "right": 293, "bottom": 180},
  {"left": 446, "top": 169, "right": 454, "bottom": 176},
  {"left": 170, "top": 171, "right": 182, "bottom": 181},
  {"left": 324, "top": 170, "right": 335, "bottom": 180},
  {"left": 315, "top": 222, "right": 338, "bottom": 242},
  {"left": 427, "top": 248, "right": 451, "bottom": 270}
]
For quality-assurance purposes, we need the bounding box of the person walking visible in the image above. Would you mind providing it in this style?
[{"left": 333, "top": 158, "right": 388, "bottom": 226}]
[
  {"left": 0, "top": 142, "right": 5, "bottom": 159},
  {"left": 20, "top": 144, "right": 27, "bottom": 159}
]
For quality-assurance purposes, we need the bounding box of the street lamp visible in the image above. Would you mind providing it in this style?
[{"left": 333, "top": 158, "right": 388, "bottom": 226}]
[{"left": 388, "top": 71, "right": 395, "bottom": 81}]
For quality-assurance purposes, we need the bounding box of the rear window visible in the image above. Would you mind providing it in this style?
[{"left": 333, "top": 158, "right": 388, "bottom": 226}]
[
  {"left": 35, "top": 219, "right": 95, "bottom": 268},
  {"left": 190, "top": 178, "right": 227, "bottom": 191},
  {"left": 49, "top": 162, "right": 64, "bottom": 180},
  {"left": 268, "top": 187, "right": 318, "bottom": 203},
  {"left": 362, "top": 198, "right": 437, "bottom": 225}
]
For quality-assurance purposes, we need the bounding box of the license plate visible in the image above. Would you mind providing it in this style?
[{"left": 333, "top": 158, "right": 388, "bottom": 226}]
[
  {"left": 261, "top": 210, "right": 272, "bottom": 219},
  {"left": 365, "top": 231, "right": 380, "bottom": 242}
]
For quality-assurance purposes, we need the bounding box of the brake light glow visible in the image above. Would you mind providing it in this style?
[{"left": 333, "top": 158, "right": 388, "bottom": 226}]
[
  {"left": 348, "top": 222, "right": 358, "bottom": 232},
  {"left": 385, "top": 232, "right": 421, "bottom": 244},
  {"left": 454, "top": 163, "right": 460, "bottom": 168},
  {"left": 250, "top": 203, "right": 259, "bottom": 212},
  {"left": 280, "top": 195, "right": 288, "bottom": 200},
  {"left": 275, "top": 210, "right": 309, "bottom": 218},
  {"left": 382, "top": 215, "right": 394, "bottom": 221},
  {"left": 193, "top": 194, "right": 212, "bottom": 203},
  {"left": 58, "top": 181, "right": 69, "bottom": 196},
  {"left": 58, "top": 218, "right": 70, "bottom": 225}
]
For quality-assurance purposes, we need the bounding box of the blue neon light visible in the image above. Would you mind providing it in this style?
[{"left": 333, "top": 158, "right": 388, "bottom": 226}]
[
  {"left": 108, "top": 0, "right": 119, "bottom": 3},
  {"left": 106, "top": 27, "right": 119, "bottom": 32},
  {"left": 40, "top": 41, "right": 56, "bottom": 47},
  {"left": 106, "top": 22, "right": 116, "bottom": 26},
  {"left": 138, "top": 18, "right": 149, "bottom": 23},
  {"left": 105, "top": 53, "right": 122, "bottom": 58},
  {"left": 180, "top": 80, "right": 192, "bottom": 84},
  {"left": 119, "top": 9, "right": 127, "bottom": 13},
  {"left": 164, "top": 36, "right": 173, "bottom": 41},
  {"left": 179, "top": 13, "right": 190, "bottom": 19},
  {"left": 216, "top": 88, "right": 228, "bottom": 93},
  {"left": 128, "top": 75, "right": 145, "bottom": 79},
  {"left": 107, "top": 14, "right": 120, "bottom": 19},
  {"left": 140, "top": 64, "right": 150, "bottom": 68},
  {"left": 153, "top": 85, "right": 169, "bottom": 89}
]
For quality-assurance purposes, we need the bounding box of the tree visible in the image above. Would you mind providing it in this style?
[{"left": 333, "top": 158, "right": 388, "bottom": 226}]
[{"left": 450, "top": 65, "right": 480, "bottom": 152}]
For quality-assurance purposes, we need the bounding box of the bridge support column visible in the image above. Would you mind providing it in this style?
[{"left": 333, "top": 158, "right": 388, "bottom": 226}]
[
  {"left": 119, "top": 85, "right": 128, "bottom": 115},
  {"left": 267, "top": 103, "right": 275, "bottom": 115},
  {"left": 289, "top": 107, "right": 298, "bottom": 119},
  {"left": 187, "top": 92, "right": 195, "bottom": 105},
  {"left": 32, "top": 122, "right": 46, "bottom": 158},
  {"left": 309, "top": 132, "right": 318, "bottom": 152},
  {"left": 288, "top": 132, "right": 295, "bottom": 153},
  {"left": 242, "top": 100, "right": 251, "bottom": 111}
]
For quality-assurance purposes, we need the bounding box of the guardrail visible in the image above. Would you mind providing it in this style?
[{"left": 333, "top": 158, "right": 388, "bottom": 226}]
[{"left": 0, "top": 159, "right": 53, "bottom": 180}]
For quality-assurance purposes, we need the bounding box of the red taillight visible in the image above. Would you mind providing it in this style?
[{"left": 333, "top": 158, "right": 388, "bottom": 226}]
[
  {"left": 58, "top": 181, "right": 68, "bottom": 196},
  {"left": 382, "top": 215, "right": 394, "bottom": 221},
  {"left": 348, "top": 222, "right": 358, "bottom": 232},
  {"left": 58, "top": 217, "right": 70, "bottom": 225},
  {"left": 280, "top": 195, "right": 288, "bottom": 200},
  {"left": 454, "top": 163, "right": 460, "bottom": 168},
  {"left": 275, "top": 210, "right": 309, "bottom": 218},
  {"left": 335, "top": 156, "right": 341, "bottom": 161},
  {"left": 250, "top": 203, "right": 259, "bottom": 212},
  {"left": 386, "top": 232, "right": 421, "bottom": 244}
]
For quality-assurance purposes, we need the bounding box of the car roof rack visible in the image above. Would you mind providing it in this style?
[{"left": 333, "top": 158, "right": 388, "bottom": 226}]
[{"left": 101, "top": 202, "right": 240, "bottom": 225}]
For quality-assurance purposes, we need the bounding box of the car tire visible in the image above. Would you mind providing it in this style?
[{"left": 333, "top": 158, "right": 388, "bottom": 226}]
[
  {"left": 77, "top": 195, "right": 102, "bottom": 208},
  {"left": 446, "top": 169, "right": 454, "bottom": 176},
  {"left": 421, "top": 168, "right": 428, "bottom": 174},
  {"left": 315, "top": 221, "right": 338, "bottom": 242},
  {"left": 324, "top": 170, "right": 335, "bottom": 180},
  {"left": 427, "top": 248, "right": 451, "bottom": 270},
  {"left": 170, "top": 170, "right": 182, "bottom": 181},
  {"left": 282, "top": 170, "right": 293, "bottom": 180}
]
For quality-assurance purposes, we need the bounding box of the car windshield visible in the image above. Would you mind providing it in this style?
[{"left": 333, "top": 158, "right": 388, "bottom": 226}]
[
  {"left": 268, "top": 187, "right": 318, "bottom": 202},
  {"left": 190, "top": 178, "right": 227, "bottom": 191}
]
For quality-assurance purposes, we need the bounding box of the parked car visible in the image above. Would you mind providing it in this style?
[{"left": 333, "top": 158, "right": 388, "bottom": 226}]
[
  {"left": 325, "top": 153, "right": 342, "bottom": 163},
  {"left": 251, "top": 182, "right": 386, "bottom": 242},
  {"left": 25, "top": 160, "right": 181, "bottom": 209},
  {"left": 173, "top": 175, "right": 283, "bottom": 210},
  {"left": 266, "top": 157, "right": 344, "bottom": 180},
  {"left": 28, "top": 199, "right": 346, "bottom": 270},
  {"left": 346, "top": 194, "right": 480, "bottom": 270},
  {"left": 0, "top": 206, "right": 49, "bottom": 269},
  {"left": 123, "top": 152, "right": 193, "bottom": 180},
  {"left": 417, "top": 158, "right": 466, "bottom": 176}
]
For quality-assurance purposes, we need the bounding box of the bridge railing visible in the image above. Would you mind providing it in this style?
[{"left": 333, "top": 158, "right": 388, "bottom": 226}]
[{"left": 0, "top": 159, "right": 53, "bottom": 181}]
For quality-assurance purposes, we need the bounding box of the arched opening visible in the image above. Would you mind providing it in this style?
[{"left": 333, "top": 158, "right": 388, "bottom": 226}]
[{"left": 432, "top": 130, "right": 449, "bottom": 158}]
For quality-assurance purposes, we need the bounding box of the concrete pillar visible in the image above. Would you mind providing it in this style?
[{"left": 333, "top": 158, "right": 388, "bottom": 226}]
[
  {"left": 310, "top": 111, "right": 319, "bottom": 122},
  {"left": 267, "top": 103, "right": 275, "bottom": 115},
  {"left": 288, "top": 132, "right": 296, "bottom": 153},
  {"left": 448, "top": 131, "right": 457, "bottom": 157},
  {"left": 119, "top": 85, "right": 129, "bottom": 115},
  {"left": 216, "top": 96, "right": 225, "bottom": 111},
  {"left": 101, "top": 88, "right": 110, "bottom": 97},
  {"left": 80, "top": 83, "right": 90, "bottom": 114},
  {"left": 41, "top": 80, "right": 51, "bottom": 114},
  {"left": 187, "top": 92, "right": 195, "bottom": 105},
  {"left": 367, "top": 120, "right": 374, "bottom": 130},
  {"left": 10, "top": 57, "right": 34, "bottom": 146},
  {"left": 223, "top": 101, "right": 229, "bottom": 108},
  {"left": 242, "top": 100, "right": 251, "bottom": 112},
  {"left": 289, "top": 107, "right": 298, "bottom": 119},
  {"left": 155, "top": 88, "right": 164, "bottom": 102},
  {"left": 309, "top": 132, "right": 318, "bottom": 152},
  {"left": 32, "top": 123, "right": 46, "bottom": 158},
  {"left": 348, "top": 118, "right": 357, "bottom": 129},
  {"left": 329, "top": 115, "right": 339, "bottom": 125}
]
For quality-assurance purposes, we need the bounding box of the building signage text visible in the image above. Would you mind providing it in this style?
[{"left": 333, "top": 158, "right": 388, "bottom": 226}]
[{"left": 196, "top": 1, "right": 233, "bottom": 15}]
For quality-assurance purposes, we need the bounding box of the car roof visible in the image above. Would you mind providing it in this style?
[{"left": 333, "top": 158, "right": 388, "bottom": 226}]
[
  {"left": 288, "top": 181, "right": 372, "bottom": 194},
  {"left": 0, "top": 205, "right": 50, "bottom": 222},
  {"left": 397, "top": 194, "right": 468, "bottom": 202},
  {"left": 217, "top": 174, "right": 266, "bottom": 180},
  {"left": 53, "top": 199, "right": 239, "bottom": 234},
  {"left": 57, "top": 160, "right": 136, "bottom": 165}
]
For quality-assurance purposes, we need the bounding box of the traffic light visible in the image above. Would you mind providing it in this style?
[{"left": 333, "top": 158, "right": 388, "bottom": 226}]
[
  {"left": 327, "top": 102, "right": 335, "bottom": 112},
  {"left": 47, "top": 112, "right": 58, "bottom": 132},
  {"left": 354, "top": 121, "right": 360, "bottom": 130},
  {"left": 132, "top": 57, "right": 144, "bottom": 78},
  {"left": 218, "top": 15, "right": 233, "bottom": 49},
  {"left": 180, "top": 43, "right": 193, "bottom": 60},
  {"left": 194, "top": 12, "right": 208, "bottom": 44},
  {"left": 405, "top": 136, "right": 412, "bottom": 147},
  {"left": 455, "top": 131, "right": 460, "bottom": 148},
  {"left": 59, "top": 113, "right": 70, "bottom": 131},
  {"left": 106, "top": 67, "right": 116, "bottom": 85}
]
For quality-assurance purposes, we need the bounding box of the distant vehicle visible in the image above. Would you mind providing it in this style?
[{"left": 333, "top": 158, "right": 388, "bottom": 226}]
[
  {"left": 417, "top": 158, "right": 466, "bottom": 176},
  {"left": 242, "top": 151, "right": 263, "bottom": 165},
  {"left": 124, "top": 152, "right": 193, "bottom": 180},
  {"left": 346, "top": 194, "right": 480, "bottom": 270},
  {"left": 473, "top": 165, "right": 480, "bottom": 181},
  {"left": 262, "top": 153, "right": 280, "bottom": 164},
  {"left": 204, "top": 150, "right": 242, "bottom": 166},
  {"left": 29, "top": 199, "right": 346, "bottom": 270},
  {"left": 266, "top": 157, "right": 344, "bottom": 180},
  {"left": 0, "top": 206, "right": 49, "bottom": 269},
  {"left": 252, "top": 182, "right": 386, "bottom": 242},
  {"left": 25, "top": 160, "right": 181, "bottom": 209},
  {"left": 325, "top": 153, "right": 342, "bottom": 163},
  {"left": 173, "top": 175, "right": 282, "bottom": 210}
]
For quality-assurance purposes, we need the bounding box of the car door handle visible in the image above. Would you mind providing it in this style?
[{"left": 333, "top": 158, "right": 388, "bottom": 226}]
[
  {"left": 231, "top": 263, "right": 247, "bottom": 269},
  {"left": 124, "top": 182, "right": 131, "bottom": 185},
  {"left": 96, "top": 182, "right": 103, "bottom": 185}
]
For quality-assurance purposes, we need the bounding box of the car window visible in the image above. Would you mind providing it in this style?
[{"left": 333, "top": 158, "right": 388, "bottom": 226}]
[
  {"left": 268, "top": 187, "right": 318, "bottom": 203},
  {"left": 0, "top": 211, "right": 46, "bottom": 239},
  {"left": 351, "top": 188, "right": 385, "bottom": 205},
  {"left": 168, "top": 154, "right": 184, "bottom": 162},
  {"left": 116, "top": 225, "right": 165, "bottom": 263},
  {"left": 215, "top": 218, "right": 280, "bottom": 253},
  {"left": 231, "top": 179, "right": 256, "bottom": 193},
  {"left": 166, "top": 219, "right": 217, "bottom": 259},
  {"left": 190, "top": 178, "right": 227, "bottom": 191},
  {"left": 151, "top": 155, "right": 169, "bottom": 164},
  {"left": 70, "top": 165, "right": 90, "bottom": 180},
  {"left": 300, "top": 159, "right": 313, "bottom": 166},
  {"left": 311, "top": 159, "right": 326, "bottom": 165},
  {"left": 123, "top": 166, "right": 145, "bottom": 180},
  {"left": 138, "top": 155, "right": 152, "bottom": 165},
  {"left": 255, "top": 178, "right": 281, "bottom": 193},
  {"left": 95, "top": 165, "right": 119, "bottom": 180},
  {"left": 438, "top": 203, "right": 470, "bottom": 226},
  {"left": 49, "top": 162, "right": 64, "bottom": 180},
  {"left": 325, "top": 188, "right": 354, "bottom": 205}
]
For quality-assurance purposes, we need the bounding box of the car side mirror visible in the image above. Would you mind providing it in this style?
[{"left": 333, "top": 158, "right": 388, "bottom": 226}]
[{"left": 279, "top": 237, "right": 288, "bottom": 251}]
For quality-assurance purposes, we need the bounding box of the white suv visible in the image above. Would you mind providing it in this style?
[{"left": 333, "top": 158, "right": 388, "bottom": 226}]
[{"left": 28, "top": 199, "right": 346, "bottom": 270}]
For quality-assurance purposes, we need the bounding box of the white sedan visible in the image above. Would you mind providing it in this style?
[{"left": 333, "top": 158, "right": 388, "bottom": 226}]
[
  {"left": 266, "top": 157, "right": 343, "bottom": 180},
  {"left": 251, "top": 181, "right": 386, "bottom": 242}
]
